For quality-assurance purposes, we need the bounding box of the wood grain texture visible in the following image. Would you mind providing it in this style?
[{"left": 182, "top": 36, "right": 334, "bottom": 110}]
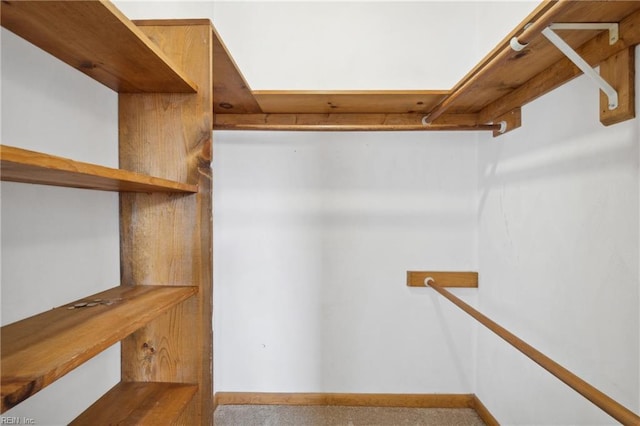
[
  {"left": 407, "top": 271, "right": 478, "bottom": 288},
  {"left": 253, "top": 91, "right": 448, "bottom": 114},
  {"left": 600, "top": 47, "right": 635, "bottom": 126},
  {"left": 71, "top": 382, "right": 197, "bottom": 426},
  {"left": 213, "top": 26, "right": 262, "bottom": 114},
  {"left": 0, "top": 145, "right": 198, "bottom": 193},
  {"left": 430, "top": 1, "right": 640, "bottom": 121},
  {"left": 214, "top": 392, "right": 475, "bottom": 409},
  {"left": 119, "top": 21, "right": 213, "bottom": 425},
  {"left": 428, "top": 283, "right": 640, "bottom": 425},
  {"left": 479, "top": 6, "right": 640, "bottom": 123},
  {"left": 446, "top": 0, "right": 557, "bottom": 99},
  {"left": 134, "top": 19, "right": 211, "bottom": 27},
  {"left": 492, "top": 108, "right": 521, "bottom": 138},
  {"left": 0, "top": 0, "right": 196, "bottom": 93},
  {"left": 214, "top": 113, "right": 495, "bottom": 131},
  {"left": 0, "top": 286, "right": 196, "bottom": 413},
  {"left": 426, "top": 0, "right": 573, "bottom": 121}
]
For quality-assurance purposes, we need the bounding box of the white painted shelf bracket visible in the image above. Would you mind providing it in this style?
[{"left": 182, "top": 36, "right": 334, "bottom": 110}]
[{"left": 533, "top": 23, "right": 620, "bottom": 110}]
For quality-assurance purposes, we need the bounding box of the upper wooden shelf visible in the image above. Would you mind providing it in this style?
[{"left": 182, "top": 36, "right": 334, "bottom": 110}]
[
  {"left": 0, "top": 145, "right": 198, "bottom": 193},
  {"left": 71, "top": 382, "right": 198, "bottom": 425},
  {"left": 0, "top": 0, "right": 197, "bottom": 93},
  {"left": 213, "top": 26, "right": 262, "bottom": 114},
  {"left": 212, "top": 1, "right": 640, "bottom": 132},
  {"left": 210, "top": 24, "right": 450, "bottom": 119},
  {"left": 1, "top": 285, "right": 197, "bottom": 412},
  {"left": 433, "top": 0, "right": 640, "bottom": 118}
]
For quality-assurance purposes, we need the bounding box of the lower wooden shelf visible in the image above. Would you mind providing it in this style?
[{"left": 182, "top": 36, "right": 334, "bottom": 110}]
[
  {"left": 70, "top": 381, "right": 198, "bottom": 425},
  {"left": 1, "top": 285, "right": 197, "bottom": 413},
  {"left": 0, "top": 145, "right": 198, "bottom": 193}
]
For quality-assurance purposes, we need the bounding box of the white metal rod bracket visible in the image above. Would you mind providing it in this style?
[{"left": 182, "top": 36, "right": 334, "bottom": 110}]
[{"left": 541, "top": 26, "right": 618, "bottom": 110}]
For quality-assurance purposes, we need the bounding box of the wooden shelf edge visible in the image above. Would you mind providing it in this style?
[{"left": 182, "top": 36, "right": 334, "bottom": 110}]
[
  {"left": 213, "top": 25, "right": 262, "bottom": 114},
  {"left": 251, "top": 90, "right": 450, "bottom": 114},
  {"left": 424, "top": 1, "right": 571, "bottom": 123},
  {"left": 0, "top": 145, "right": 198, "bottom": 193},
  {"left": 103, "top": 2, "right": 198, "bottom": 93},
  {"left": 1, "top": 285, "right": 197, "bottom": 413},
  {"left": 133, "top": 19, "right": 212, "bottom": 27},
  {"left": 0, "top": 0, "right": 197, "bottom": 93},
  {"left": 446, "top": 1, "right": 557, "bottom": 97},
  {"left": 70, "top": 382, "right": 198, "bottom": 425}
]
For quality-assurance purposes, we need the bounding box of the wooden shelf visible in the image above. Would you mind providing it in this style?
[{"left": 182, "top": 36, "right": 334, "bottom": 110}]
[
  {"left": 0, "top": 145, "right": 198, "bottom": 193},
  {"left": 428, "top": 1, "right": 640, "bottom": 127},
  {"left": 3, "top": 7, "right": 213, "bottom": 422},
  {"left": 70, "top": 382, "right": 198, "bottom": 425},
  {"left": 0, "top": 0, "right": 197, "bottom": 93},
  {"left": 212, "top": 26, "right": 262, "bottom": 114},
  {"left": 212, "top": 1, "right": 640, "bottom": 132},
  {"left": 1, "top": 285, "right": 197, "bottom": 412},
  {"left": 252, "top": 90, "right": 449, "bottom": 114}
]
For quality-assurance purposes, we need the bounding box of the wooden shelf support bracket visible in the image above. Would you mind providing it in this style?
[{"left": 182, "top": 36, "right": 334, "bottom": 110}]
[
  {"left": 491, "top": 107, "right": 521, "bottom": 138},
  {"left": 599, "top": 47, "right": 635, "bottom": 127}
]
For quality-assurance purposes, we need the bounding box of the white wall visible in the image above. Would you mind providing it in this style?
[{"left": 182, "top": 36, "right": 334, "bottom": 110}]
[
  {"left": 475, "top": 49, "right": 640, "bottom": 424},
  {"left": 213, "top": 130, "right": 478, "bottom": 393},
  {"left": 1, "top": 29, "right": 120, "bottom": 424},
  {"left": 208, "top": 1, "right": 532, "bottom": 395},
  {"left": 213, "top": 2, "right": 474, "bottom": 90}
]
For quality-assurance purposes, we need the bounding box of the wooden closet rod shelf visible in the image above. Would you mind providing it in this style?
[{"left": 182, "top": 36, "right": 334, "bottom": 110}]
[
  {"left": 1, "top": 285, "right": 197, "bottom": 412},
  {"left": 0, "top": 145, "right": 198, "bottom": 193},
  {"left": 211, "top": 1, "right": 640, "bottom": 132},
  {"left": 431, "top": 1, "right": 640, "bottom": 127}
]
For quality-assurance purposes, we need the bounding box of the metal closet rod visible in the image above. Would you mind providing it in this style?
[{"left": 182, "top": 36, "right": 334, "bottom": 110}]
[
  {"left": 423, "top": 0, "right": 572, "bottom": 125},
  {"left": 425, "top": 278, "right": 640, "bottom": 425}
]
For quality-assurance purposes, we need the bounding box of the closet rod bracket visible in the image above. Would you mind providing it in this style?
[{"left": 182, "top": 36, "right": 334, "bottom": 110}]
[{"left": 538, "top": 23, "right": 620, "bottom": 110}]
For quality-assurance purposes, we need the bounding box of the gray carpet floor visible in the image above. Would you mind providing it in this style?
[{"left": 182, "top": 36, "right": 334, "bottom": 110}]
[{"left": 214, "top": 405, "right": 486, "bottom": 425}]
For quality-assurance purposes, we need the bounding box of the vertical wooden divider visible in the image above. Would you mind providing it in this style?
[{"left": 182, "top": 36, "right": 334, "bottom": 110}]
[
  {"left": 118, "top": 21, "right": 213, "bottom": 425},
  {"left": 600, "top": 47, "right": 636, "bottom": 126}
]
